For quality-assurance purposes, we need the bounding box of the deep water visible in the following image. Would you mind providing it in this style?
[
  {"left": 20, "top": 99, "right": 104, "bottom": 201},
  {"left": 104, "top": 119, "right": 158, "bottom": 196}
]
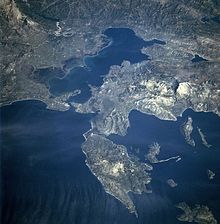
[
  {"left": 1, "top": 101, "right": 138, "bottom": 224},
  {"left": 1, "top": 102, "right": 220, "bottom": 224}
]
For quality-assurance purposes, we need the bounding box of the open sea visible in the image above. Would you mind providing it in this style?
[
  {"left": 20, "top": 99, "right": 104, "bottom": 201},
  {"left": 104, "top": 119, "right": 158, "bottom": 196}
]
[{"left": 1, "top": 28, "right": 220, "bottom": 224}]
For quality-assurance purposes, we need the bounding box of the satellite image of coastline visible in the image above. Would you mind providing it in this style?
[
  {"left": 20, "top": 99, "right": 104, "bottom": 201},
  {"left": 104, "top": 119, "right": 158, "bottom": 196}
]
[{"left": 0, "top": 0, "right": 220, "bottom": 223}]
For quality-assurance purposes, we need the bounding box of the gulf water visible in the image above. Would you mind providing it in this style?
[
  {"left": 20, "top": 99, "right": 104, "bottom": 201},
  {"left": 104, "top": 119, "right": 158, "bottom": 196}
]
[{"left": 48, "top": 28, "right": 165, "bottom": 103}]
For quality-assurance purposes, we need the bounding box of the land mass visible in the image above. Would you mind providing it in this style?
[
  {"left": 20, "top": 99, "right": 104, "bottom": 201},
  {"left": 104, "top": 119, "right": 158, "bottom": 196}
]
[
  {"left": 1, "top": 0, "right": 220, "bottom": 218},
  {"left": 181, "top": 117, "right": 196, "bottom": 147},
  {"left": 197, "top": 127, "right": 212, "bottom": 148},
  {"left": 207, "top": 169, "right": 215, "bottom": 180},
  {"left": 145, "top": 142, "right": 180, "bottom": 163},
  {"left": 176, "top": 202, "right": 217, "bottom": 224},
  {"left": 167, "top": 179, "right": 178, "bottom": 188},
  {"left": 73, "top": 60, "right": 220, "bottom": 136},
  {"left": 82, "top": 133, "right": 153, "bottom": 217},
  {"left": 1, "top": 0, "right": 220, "bottom": 111},
  {"left": 73, "top": 59, "right": 219, "bottom": 214}
]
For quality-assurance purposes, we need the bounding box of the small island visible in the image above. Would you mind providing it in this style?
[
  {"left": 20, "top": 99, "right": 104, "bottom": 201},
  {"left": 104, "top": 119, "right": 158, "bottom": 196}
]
[
  {"left": 145, "top": 142, "right": 180, "bottom": 164},
  {"left": 176, "top": 202, "right": 217, "bottom": 224},
  {"left": 181, "top": 117, "right": 195, "bottom": 147},
  {"left": 166, "top": 179, "right": 178, "bottom": 188},
  {"left": 197, "top": 127, "right": 212, "bottom": 148},
  {"left": 207, "top": 169, "right": 215, "bottom": 180}
]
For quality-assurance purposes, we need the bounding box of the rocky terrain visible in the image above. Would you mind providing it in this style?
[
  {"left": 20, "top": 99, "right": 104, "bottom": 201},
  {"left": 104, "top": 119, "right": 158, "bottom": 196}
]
[
  {"left": 73, "top": 60, "right": 220, "bottom": 136},
  {"left": 1, "top": 0, "right": 220, "bottom": 110},
  {"left": 176, "top": 202, "right": 217, "bottom": 224},
  {"left": 181, "top": 117, "right": 196, "bottom": 147},
  {"left": 82, "top": 133, "right": 152, "bottom": 216}
]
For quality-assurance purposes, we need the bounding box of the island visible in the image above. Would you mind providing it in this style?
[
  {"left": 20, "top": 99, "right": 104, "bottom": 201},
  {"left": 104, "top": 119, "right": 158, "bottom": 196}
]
[
  {"left": 145, "top": 142, "right": 180, "bottom": 164},
  {"left": 176, "top": 202, "right": 217, "bottom": 224},
  {"left": 181, "top": 117, "right": 196, "bottom": 147},
  {"left": 207, "top": 169, "right": 215, "bottom": 180},
  {"left": 197, "top": 127, "right": 212, "bottom": 148},
  {"left": 166, "top": 179, "right": 178, "bottom": 188}
]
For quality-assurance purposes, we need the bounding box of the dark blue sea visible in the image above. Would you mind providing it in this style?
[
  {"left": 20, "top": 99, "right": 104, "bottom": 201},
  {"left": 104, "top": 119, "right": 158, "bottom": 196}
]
[
  {"left": 1, "top": 101, "right": 139, "bottom": 224},
  {"left": 1, "top": 28, "right": 220, "bottom": 224},
  {"left": 109, "top": 109, "right": 220, "bottom": 222}
]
